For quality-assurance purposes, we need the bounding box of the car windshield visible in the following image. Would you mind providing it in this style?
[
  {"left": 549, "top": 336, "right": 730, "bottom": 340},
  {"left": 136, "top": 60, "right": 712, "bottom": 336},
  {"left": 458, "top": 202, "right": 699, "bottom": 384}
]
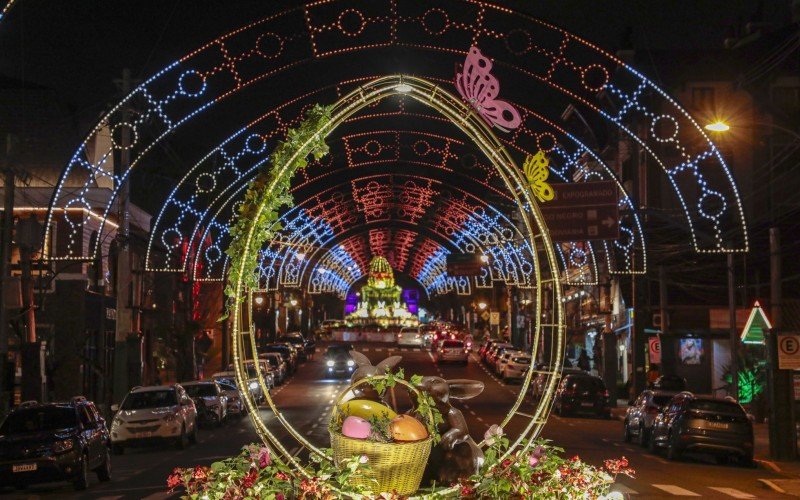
[
  {"left": 443, "top": 340, "right": 463, "bottom": 347},
  {"left": 690, "top": 400, "right": 745, "bottom": 415},
  {"left": 218, "top": 382, "right": 236, "bottom": 391},
  {"left": 0, "top": 407, "right": 78, "bottom": 434},
  {"left": 121, "top": 390, "right": 177, "bottom": 410},
  {"left": 512, "top": 357, "right": 531, "bottom": 364},
  {"left": 184, "top": 384, "right": 217, "bottom": 398},
  {"left": 264, "top": 356, "right": 280, "bottom": 368},
  {"left": 652, "top": 395, "right": 673, "bottom": 406},
  {"left": 227, "top": 364, "right": 260, "bottom": 378},
  {"left": 569, "top": 377, "right": 605, "bottom": 391},
  {"left": 326, "top": 346, "right": 352, "bottom": 356}
]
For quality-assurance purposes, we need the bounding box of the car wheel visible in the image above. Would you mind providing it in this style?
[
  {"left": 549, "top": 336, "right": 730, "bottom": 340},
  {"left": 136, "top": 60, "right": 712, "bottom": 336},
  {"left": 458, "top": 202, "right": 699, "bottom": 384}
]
[
  {"left": 639, "top": 424, "right": 648, "bottom": 447},
  {"left": 112, "top": 443, "right": 124, "bottom": 455},
  {"left": 188, "top": 422, "right": 198, "bottom": 444},
  {"left": 623, "top": 421, "right": 632, "bottom": 442},
  {"left": 73, "top": 452, "right": 89, "bottom": 491},
  {"left": 666, "top": 433, "right": 682, "bottom": 461},
  {"left": 95, "top": 447, "right": 112, "bottom": 482},
  {"left": 175, "top": 424, "right": 188, "bottom": 450}
]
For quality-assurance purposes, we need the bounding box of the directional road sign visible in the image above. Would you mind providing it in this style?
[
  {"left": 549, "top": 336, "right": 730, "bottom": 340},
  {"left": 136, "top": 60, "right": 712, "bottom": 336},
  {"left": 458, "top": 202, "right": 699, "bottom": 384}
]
[{"left": 540, "top": 181, "right": 620, "bottom": 242}]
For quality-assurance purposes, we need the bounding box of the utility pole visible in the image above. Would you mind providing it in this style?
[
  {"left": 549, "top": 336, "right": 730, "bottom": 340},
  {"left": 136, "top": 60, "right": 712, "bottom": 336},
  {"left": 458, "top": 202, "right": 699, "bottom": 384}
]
[
  {"left": 767, "top": 227, "right": 796, "bottom": 459},
  {"left": 727, "top": 253, "right": 738, "bottom": 400},
  {"left": 658, "top": 265, "right": 670, "bottom": 376},
  {"left": 113, "top": 69, "right": 134, "bottom": 403}
]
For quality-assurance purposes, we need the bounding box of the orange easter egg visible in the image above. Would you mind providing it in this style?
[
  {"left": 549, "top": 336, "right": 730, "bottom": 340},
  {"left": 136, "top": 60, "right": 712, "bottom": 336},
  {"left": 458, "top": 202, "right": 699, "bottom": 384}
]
[{"left": 389, "top": 414, "right": 429, "bottom": 442}]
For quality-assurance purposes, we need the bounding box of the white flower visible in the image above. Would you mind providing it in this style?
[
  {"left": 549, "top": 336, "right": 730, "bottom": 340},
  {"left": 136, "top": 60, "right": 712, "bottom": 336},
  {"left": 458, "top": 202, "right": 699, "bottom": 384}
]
[
  {"left": 483, "top": 424, "right": 504, "bottom": 445},
  {"left": 359, "top": 454, "right": 369, "bottom": 464}
]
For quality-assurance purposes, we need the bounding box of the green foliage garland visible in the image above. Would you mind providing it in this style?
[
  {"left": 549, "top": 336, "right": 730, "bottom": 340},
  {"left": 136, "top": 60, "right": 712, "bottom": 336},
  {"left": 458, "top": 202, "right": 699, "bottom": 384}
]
[{"left": 222, "top": 104, "right": 334, "bottom": 320}]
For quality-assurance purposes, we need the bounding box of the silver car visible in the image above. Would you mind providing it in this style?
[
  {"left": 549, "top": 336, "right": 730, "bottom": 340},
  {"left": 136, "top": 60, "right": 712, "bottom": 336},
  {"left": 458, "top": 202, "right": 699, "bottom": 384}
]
[
  {"left": 215, "top": 379, "right": 247, "bottom": 417},
  {"left": 434, "top": 339, "right": 469, "bottom": 364},
  {"left": 623, "top": 390, "right": 675, "bottom": 445},
  {"left": 501, "top": 353, "right": 532, "bottom": 382}
]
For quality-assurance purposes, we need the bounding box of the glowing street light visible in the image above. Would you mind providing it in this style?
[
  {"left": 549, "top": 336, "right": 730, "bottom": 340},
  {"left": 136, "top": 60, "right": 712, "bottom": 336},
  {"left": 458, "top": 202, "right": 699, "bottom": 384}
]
[
  {"left": 477, "top": 301, "right": 488, "bottom": 311},
  {"left": 290, "top": 298, "right": 298, "bottom": 307},
  {"left": 254, "top": 295, "right": 265, "bottom": 306},
  {"left": 704, "top": 120, "right": 731, "bottom": 133}
]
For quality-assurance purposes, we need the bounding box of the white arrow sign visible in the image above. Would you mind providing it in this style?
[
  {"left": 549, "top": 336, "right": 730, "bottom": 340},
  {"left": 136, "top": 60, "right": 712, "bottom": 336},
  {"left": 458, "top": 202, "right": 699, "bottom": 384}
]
[{"left": 601, "top": 216, "right": 616, "bottom": 228}]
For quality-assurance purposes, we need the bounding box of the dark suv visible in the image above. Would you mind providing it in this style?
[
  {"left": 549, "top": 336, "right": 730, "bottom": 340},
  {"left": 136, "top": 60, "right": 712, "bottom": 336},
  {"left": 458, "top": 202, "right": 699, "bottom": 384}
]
[
  {"left": 324, "top": 344, "right": 355, "bottom": 378},
  {"left": 0, "top": 397, "right": 111, "bottom": 490},
  {"left": 649, "top": 392, "right": 754, "bottom": 466},
  {"left": 553, "top": 373, "right": 611, "bottom": 418}
]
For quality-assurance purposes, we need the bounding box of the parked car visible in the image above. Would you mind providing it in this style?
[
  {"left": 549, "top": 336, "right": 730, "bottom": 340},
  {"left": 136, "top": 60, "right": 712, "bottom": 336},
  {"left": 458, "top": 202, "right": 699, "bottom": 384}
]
[
  {"left": 434, "top": 339, "right": 469, "bottom": 364},
  {"left": 262, "top": 343, "right": 298, "bottom": 373},
  {"left": 495, "top": 350, "right": 524, "bottom": 375},
  {"left": 487, "top": 343, "right": 514, "bottom": 370},
  {"left": 213, "top": 368, "right": 265, "bottom": 404},
  {"left": 258, "top": 352, "right": 287, "bottom": 384},
  {"left": 215, "top": 379, "right": 246, "bottom": 417},
  {"left": 648, "top": 393, "right": 754, "bottom": 465},
  {"left": 324, "top": 344, "right": 355, "bottom": 378},
  {"left": 651, "top": 375, "right": 688, "bottom": 392},
  {"left": 0, "top": 397, "right": 111, "bottom": 491},
  {"left": 110, "top": 384, "right": 197, "bottom": 454},
  {"left": 479, "top": 339, "right": 498, "bottom": 360},
  {"left": 278, "top": 334, "right": 309, "bottom": 362},
  {"left": 501, "top": 354, "right": 532, "bottom": 382},
  {"left": 531, "top": 366, "right": 586, "bottom": 400},
  {"left": 553, "top": 373, "right": 611, "bottom": 418},
  {"left": 397, "top": 326, "right": 424, "bottom": 347},
  {"left": 623, "top": 390, "right": 676, "bottom": 445},
  {"left": 182, "top": 381, "right": 227, "bottom": 427},
  {"left": 225, "top": 360, "right": 275, "bottom": 392}
]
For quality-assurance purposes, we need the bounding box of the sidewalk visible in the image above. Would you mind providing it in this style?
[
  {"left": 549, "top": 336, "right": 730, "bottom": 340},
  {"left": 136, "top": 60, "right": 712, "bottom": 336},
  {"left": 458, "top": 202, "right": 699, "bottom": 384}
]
[{"left": 612, "top": 399, "right": 800, "bottom": 497}]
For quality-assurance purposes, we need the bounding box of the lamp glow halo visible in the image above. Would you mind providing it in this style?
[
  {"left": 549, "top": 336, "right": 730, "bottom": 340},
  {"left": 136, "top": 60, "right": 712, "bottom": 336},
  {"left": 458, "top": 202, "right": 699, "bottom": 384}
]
[{"left": 230, "top": 75, "right": 565, "bottom": 496}]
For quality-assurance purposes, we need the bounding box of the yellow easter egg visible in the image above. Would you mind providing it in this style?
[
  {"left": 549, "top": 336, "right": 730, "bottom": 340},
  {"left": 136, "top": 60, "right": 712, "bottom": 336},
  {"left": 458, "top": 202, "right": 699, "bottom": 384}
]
[
  {"left": 389, "top": 414, "right": 429, "bottom": 442},
  {"left": 339, "top": 399, "right": 397, "bottom": 422}
]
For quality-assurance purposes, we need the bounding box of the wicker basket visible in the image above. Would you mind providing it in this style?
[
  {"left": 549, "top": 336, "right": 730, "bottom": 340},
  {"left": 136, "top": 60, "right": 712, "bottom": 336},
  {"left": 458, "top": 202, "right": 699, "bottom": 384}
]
[{"left": 330, "top": 377, "right": 433, "bottom": 495}]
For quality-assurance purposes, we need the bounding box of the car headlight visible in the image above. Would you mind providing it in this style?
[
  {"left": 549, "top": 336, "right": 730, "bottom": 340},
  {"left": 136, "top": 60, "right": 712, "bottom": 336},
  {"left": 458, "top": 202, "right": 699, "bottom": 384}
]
[
  {"left": 52, "top": 439, "right": 74, "bottom": 454},
  {"left": 249, "top": 381, "right": 259, "bottom": 390},
  {"left": 326, "top": 360, "right": 335, "bottom": 367},
  {"left": 346, "top": 359, "right": 355, "bottom": 367}
]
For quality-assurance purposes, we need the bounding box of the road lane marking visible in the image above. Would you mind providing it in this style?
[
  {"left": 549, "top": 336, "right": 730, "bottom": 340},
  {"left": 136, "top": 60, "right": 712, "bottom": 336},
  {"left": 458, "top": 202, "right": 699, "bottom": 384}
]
[
  {"left": 610, "top": 484, "right": 638, "bottom": 495},
  {"left": 708, "top": 487, "right": 755, "bottom": 498},
  {"left": 755, "top": 459, "right": 781, "bottom": 472},
  {"left": 652, "top": 484, "right": 700, "bottom": 496},
  {"left": 758, "top": 479, "right": 786, "bottom": 494}
]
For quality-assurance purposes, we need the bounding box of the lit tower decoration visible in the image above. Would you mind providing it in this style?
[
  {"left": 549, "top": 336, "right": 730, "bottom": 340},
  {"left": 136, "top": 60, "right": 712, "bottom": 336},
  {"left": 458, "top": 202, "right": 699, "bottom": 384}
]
[{"left": 347, "top": 256, "right": 417, "bottom": 327}]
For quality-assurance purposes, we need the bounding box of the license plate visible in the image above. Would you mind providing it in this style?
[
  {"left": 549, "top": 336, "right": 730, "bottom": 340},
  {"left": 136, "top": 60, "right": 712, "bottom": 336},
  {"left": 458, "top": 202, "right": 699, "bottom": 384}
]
[
  {"left": 135, "top": 431, "right": 153, "bottom": 437},
  {"left": 580, "top": 402, "right": 594, "bottom": 408},
  {"left": 13, "top": 463, "right": 37, "bottom": 473},
  {"left": 707, "top": 422, "right": 729, "bottom": 430}
]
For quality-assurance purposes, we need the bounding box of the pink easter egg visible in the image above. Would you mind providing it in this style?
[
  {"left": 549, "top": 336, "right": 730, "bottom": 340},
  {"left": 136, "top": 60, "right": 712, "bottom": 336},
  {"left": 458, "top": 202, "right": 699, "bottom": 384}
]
[{"left": 341, "top": 415, "right": 372, "bottom": 439}]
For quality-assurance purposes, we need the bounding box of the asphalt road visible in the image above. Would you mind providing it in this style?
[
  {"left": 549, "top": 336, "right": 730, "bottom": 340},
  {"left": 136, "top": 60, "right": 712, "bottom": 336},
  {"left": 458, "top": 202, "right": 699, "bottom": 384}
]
[{"left": 1, "top": 341, "right": 791, "bottom": 498}]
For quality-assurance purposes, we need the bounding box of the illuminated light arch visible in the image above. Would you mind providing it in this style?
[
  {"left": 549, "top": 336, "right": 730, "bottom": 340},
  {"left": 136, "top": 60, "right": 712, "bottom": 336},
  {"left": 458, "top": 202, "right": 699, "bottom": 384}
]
[
  {"left": 154, "top": 102, "right": 644, "bottom": 288},
  {"left": 46, "top": 1, "right": 746, "bottom": 267}
]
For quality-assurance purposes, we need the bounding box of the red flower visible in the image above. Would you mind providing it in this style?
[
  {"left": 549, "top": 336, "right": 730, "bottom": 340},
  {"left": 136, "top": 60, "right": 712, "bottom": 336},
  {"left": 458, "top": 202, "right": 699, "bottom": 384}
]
[
  {"left": 460, "top": 483, "right": 475, "bottom": 496},
  {"left": 275, "top": 471, "right": 289, "bottom": 481},
  {"left": 166, "top": 473, "right": 182, "bottom": 490},
  {"left": 241, "top": 469, "right": 258, "bottom": 489},
  {"left": 192, "top": 466, "right": 207, "bottom": 481},
  {"left": 276, "top": 494, "right": 285, "bottom": 500}
]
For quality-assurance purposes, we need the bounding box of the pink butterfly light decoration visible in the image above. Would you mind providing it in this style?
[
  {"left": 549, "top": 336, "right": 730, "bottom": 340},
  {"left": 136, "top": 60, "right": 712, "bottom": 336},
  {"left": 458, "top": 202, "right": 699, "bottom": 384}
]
[{"left": 455, "top": 46, "right": 522, "bottom": 132}]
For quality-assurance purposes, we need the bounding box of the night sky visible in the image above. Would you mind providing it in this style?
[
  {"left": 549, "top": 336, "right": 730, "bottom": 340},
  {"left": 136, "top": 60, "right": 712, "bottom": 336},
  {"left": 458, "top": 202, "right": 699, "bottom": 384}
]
[{"left": 0, "top": 0, "right": 782, "bottom": 131}]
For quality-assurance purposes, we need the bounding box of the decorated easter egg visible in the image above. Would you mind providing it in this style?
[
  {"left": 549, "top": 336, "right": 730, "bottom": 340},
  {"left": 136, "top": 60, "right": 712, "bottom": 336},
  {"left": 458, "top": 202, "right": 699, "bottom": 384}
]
[
  {"left": 389, "top": 414, "right": 429, "bottom": 442},
  {"left": 339, "top": 399, "right": 397, "bottom": 421},
  {"left": 341, "top": 415, "right": 372, "bottom": 439}
]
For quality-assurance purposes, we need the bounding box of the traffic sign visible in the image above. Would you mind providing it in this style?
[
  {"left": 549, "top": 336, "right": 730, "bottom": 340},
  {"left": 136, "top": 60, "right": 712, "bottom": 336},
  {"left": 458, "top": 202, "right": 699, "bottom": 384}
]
[
  {"left": 540, "top": 181, "right": 620, "bottom": 242},
  {"left": 648, "top": 337, "right": 661, "bottom": 365},
  {"left": 778, "top": 334, "right": 800, "bottom": 370},
  {"left": 489, "top": 312, "right": 500, "bottom": 326}
]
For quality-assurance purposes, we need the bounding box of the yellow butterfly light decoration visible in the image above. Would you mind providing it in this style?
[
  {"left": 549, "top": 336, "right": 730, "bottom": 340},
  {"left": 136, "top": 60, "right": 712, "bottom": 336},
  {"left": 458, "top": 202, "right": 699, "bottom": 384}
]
[{"left": 523, "top": 150, "right": 554, "bottom": 202}]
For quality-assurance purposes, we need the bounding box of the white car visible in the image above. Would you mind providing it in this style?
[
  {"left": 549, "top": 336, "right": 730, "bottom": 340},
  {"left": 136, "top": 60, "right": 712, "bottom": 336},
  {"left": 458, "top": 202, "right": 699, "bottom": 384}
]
[
  {"left": 501, "top": 354, "right": 532, "bottom": 382},
  {"left": 495, "top": 350, "right": 525, "bottom": 375},
  {"left": 434, "top": 339, "right": 469, "bottom": 364},
  {"left": 215, "top": 379, "right": 247, "bottom": 416},
  {"left": 182, "top": 380, "right": 227, "bottom": 426},
  {"left": 397, "top": 327, "right": 424, "bottom": 347},
  {"left": 110, "top": 384, "right": 197, "bottom": 454}
]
